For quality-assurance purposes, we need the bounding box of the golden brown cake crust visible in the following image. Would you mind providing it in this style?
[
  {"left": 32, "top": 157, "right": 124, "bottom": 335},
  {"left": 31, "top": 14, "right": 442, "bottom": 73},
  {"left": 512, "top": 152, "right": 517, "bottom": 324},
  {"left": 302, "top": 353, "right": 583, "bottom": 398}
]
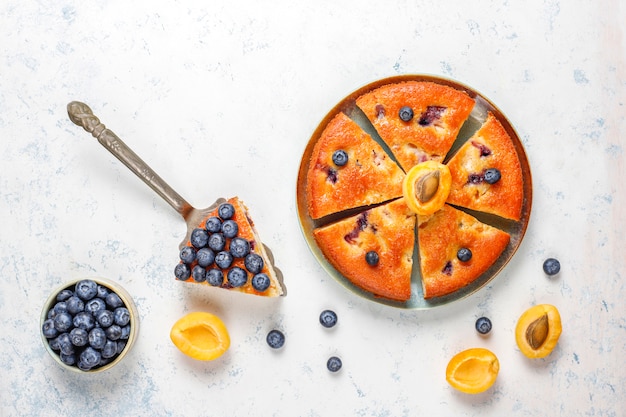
[
  {"left": 446, "top": 112, "right": 523, "bottom": 221},
  {"left": 417, "top": 204, "right": 510, "bottom": 299},
  {"left": 313, "top": 198, "right": 416, "bottom": 302},
  {"left": 306, "top": 112, "right": 405, "bottom": 219},
  {"left": 179, "top": 197, "right": 283, "bottom": 297},
  {"left": 356, "top": 81, "right": 475, "bottom": 171}
]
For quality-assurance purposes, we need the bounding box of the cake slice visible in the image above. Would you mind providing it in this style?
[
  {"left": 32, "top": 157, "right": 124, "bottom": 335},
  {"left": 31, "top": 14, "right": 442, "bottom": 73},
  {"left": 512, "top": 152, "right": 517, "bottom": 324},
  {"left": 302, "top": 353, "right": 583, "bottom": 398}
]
[
  {"left": 356, "top": 81, "right": 475, "bottom": 171},
  {"left": 417, "top": 204, "right": 510, "bottom": 299},
  {"left": 174, "top": 197, "right": 285, "bottom": 297},
  {"left": 313, "top": 198, "right": 416, "bottom": 302},
  {"left": 446, "top": 112, "right": 524, "bottom": 221},
  {"left": 306, "top": 112, "right": 405, "bottom": 219}
]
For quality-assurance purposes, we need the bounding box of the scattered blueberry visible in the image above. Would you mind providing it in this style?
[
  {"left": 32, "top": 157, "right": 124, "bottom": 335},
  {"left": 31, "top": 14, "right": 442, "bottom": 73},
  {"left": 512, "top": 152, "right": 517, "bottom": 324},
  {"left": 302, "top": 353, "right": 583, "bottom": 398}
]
[
  {"left": 227, "top": 267, "right": 248, "bottom": 287},
  {"left": 190, "top": 228, "right": 209, "bottom": 249},
  {"left": 221, "top": 220, "right": 239, "bottom": 239},
  {"left": 69, "top": 328, "right": 89, "bottom": 347},
  {"left": 179, "top": 246, "right": 196, "bottom": 264},
  {"left": 365, "top": 250, "right": 379, "bottom": 266},
  {"left": 85, "top": 298, "right": 106, "bottom": 315},
  {"left": 196, "top": 248, "right": 215, "bottom": 268},
  {"left": 475, "top": 317, "right": 492, "bottom": 335},
  {"left": 206, "top": 268, "right": 224, "bottom": 287},
  {"left": 218, "top": 202, "right": 235, "bottom": 220},
  {"left": 75, "top": 280, "right": 98, "bottom": 301},
  {"left": 208, "top": 233, "right": 226, "bottom": 251},
  {"left": 230, "top": 237, "right": 250, "bottom": 258},
  {"left": 205, "top": 216, "right": 222, "bottom": 233},
  {"left": 215, "top": 251, "right": 233, "bottom": 269},
  {"left": 251, "top": 273, "right": 271, "bottom": 292},
  {"left": 174, "top": 263, "right": 191, "bottom": 281},
  {"left": 332, "top": 149, "right": 348, "bottom": 167},
  {"left": 88, "top": 327, "right": 107, "bottom": 350},
  {"left": 484, "top": 168, "right": 502, "bottom": 184},
  {"left": 398, "top": 106, "right": 414, "bottom": 122},
  {"left": 543, "top": 258, "right": 560, "bottom": 276},
  {"left": 319, "top": 310, "right": 338, "bottom": 328},
  {"left": 191, "top": 265, "right": 207, "bottom": 283},
  {"left": 42, "top": 319, "right": 58, "bottom": 338},
  {"left": 457, "top": 248, "right": 472, "bottom": 262},
  {"left": 244, "top": 253, "right": 264, "bottom": 274},
  {"left": 327, "top": 356, "right": 342, "bottom": 372},
  {"left": 266, "top": 329, "right": 285, "bottom": 349},
  {"left": 95, "top": 309, "right": 114, "bottom": 328}
]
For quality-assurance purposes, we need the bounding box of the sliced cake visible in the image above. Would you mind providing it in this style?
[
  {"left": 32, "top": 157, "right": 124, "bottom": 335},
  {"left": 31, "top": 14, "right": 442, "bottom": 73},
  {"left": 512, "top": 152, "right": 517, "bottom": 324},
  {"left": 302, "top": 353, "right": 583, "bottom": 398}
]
[
  {"left": 313, "top": 198, "right": 416, "bottom": 302},
  {"left": 446, "top": 112, "right": 524, "bottom": 221},
  {"left": 356, "top": 81, "right": 475, "bottom": 171},
  {"left": 306, "top": 112, "right": 405, "bottom": 219}
]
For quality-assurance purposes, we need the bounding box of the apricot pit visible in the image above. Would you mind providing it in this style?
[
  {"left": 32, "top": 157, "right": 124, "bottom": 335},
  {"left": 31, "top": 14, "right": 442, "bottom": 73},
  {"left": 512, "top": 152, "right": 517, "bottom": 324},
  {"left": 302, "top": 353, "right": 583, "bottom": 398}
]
[
  {"left": 515, "top": 304, "right": 561, "bottom": 358},
  {"left": 403, "top": 161, "right": 451, "bottom": 215}
]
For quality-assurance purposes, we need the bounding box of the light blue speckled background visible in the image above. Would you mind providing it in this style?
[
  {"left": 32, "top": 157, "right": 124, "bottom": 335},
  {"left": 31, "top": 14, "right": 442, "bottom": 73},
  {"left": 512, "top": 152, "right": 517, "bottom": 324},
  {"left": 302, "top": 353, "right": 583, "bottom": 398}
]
[{"left": 1, "top": 1, "right": 624, "bottom": 416}]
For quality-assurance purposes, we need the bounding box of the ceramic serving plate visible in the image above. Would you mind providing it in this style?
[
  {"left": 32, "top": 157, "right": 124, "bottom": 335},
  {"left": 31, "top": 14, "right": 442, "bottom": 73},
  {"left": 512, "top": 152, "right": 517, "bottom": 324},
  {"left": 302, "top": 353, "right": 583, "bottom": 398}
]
[{"left": 296, "top": 74, "right": 532, "bottom": 309}]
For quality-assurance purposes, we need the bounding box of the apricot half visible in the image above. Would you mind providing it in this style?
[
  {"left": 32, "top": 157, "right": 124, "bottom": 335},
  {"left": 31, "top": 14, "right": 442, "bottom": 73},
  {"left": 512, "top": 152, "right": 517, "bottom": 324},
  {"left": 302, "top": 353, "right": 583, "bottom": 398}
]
[
  {"left": 402, "top": 161, "right": 451, "bottom": 215},
  {"left": 170, "top": 312, "right": 230, "bottom": 361},
  {"left": 446, "top": 347, "right": 500, "bottom": 394},
  {"left": 515, "top": 304, "right": 561, "bottom": 359}
]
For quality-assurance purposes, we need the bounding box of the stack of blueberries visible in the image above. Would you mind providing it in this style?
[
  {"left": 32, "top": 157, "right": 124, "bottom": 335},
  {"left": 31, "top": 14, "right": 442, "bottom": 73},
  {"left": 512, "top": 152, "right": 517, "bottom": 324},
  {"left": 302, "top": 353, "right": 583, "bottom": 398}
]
[
  {"left": 41, "top": 279, "right": 132, "bottom": 371},
  {"left": 174, "top": 202, "right": 271, "bottom": 292}
]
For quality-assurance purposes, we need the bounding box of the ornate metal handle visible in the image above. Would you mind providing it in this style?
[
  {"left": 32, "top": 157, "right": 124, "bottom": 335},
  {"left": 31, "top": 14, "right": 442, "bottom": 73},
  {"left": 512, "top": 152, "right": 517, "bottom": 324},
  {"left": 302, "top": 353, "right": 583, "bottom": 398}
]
[{"left": 67, "top": 101, "right": 193, "bottom": 219}]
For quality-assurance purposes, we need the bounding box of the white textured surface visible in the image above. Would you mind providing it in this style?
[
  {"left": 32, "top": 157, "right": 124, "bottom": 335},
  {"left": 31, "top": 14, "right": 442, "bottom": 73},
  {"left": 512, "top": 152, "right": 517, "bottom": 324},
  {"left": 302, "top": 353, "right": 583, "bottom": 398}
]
[{"left": 1, "top": 1, "right": 624, "bottom": 416}]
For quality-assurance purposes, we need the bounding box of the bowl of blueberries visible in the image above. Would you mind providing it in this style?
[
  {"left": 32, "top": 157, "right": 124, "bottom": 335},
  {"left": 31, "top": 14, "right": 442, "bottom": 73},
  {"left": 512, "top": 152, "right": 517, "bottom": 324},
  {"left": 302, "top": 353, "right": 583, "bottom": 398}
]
[{"left": 40, "top": 277, "right": 139, "bottom": 373}]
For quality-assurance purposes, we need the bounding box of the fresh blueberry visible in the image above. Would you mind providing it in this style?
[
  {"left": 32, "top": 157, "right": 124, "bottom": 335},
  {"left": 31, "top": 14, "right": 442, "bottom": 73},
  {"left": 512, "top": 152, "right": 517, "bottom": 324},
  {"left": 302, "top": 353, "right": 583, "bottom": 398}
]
[
  {"left": 251, "top": 273, "right": 271, "bottom": 292},
  {"left": 101, "top": 340, "right": 118, "bottom": 359},
  {"left": 365, "top": 251, "right": 379, "bottom": 266},
  {"left": 105, "top": 325, "right": 123, "bottom": 341},
  {"left": 85, "top": 298, "right": 106, "bottom": 315},
  {"left": 75, "top": 280, "right": 98, "bottom": 301},
  {"left": 398, "top": 106, "right": 414, "bottom": 122},
  {"left": 73, "top": 311, "right": 96, "bottom": 331},
  {"left": 42, "top": 319, "right": 59, "bottom": 338},
  {"left": 205, "top": 216, "right": 222, "bottom": 233},
  {"left": 120, "top": 324, "right": 131, "bottom": 340},
  {"left": 95, "top": 309, "right": 114, "bottom": 328},
  {"left": 190, "top": 228, "right": 209, "bottom": 248},
  {"left": 47, "top": 308, "right": 57, "bottom": 320},
  {"left": 60, "top": 352, "right": 76, "bottom": 366},
  {"left": 218, "top": 202, "right": 235, "bottom": 220},
  {"left": 221, "top": 220, "right": 239, "bottom": 239},
  {"left": 319, "top": 310, "right": 338, "bottom": 328},
  {"left": 88, "top": 327, "right": 107, "bottom": 350},
  {"left": 53, "top": 301, "right": 68, "bottom": 315},
  {"left": 191, "top": 265, "right": 207, "bottom": 282},
  {"left": 66, "top": 296, "right": 84, "bottom": 314},
  {"left": 49, "top": 335, "right": 62, "bottom": 351},
  {"left": 230, "top": 237, "right": 250, "bottom": 258},
  {"left": 179, "top": 246, "right": 196, "bottom": 264},
  {"left": 174, "top": 263, "right": 191, "bottom": 280},
  {"left": 215, "top": 251, "right": 233, "bottom": 269},
  {"left": 53, "top": 312, "right": 73, "bottom": 333},
  {"left": 244, "top": 253, "right": 264, "bottom": 274},
  {"left": 457, "top": 248, "right": 472, "bottom": 262},
  {"left": 227, "top": 267, "right": 248, "bottom": 287},
  {"left": 105, "top": 292, "right": 124, "bottom": 309},
  {"left": 475, "top": 317, "right": 492, "bottom": 335},
  {"left": 543, "top": 258, "right": 561, "bottom": 276},
  {"left": 56, "top": 289, "right": 74, "bottom": 302},
  {"left": 116, "top": 340, "right": 127, "bottom": 355},
  {"left": 69, "top": 328, "right": 89, "bottom": 347},
  {"left": 266, "top": 329, "right": 285, "bottom": 349},
  {"left": 208, "top": 233, "right": 226, "bottom": 251},
  {"left": 327, "top": 356, "right": 342, "bottom": 372},
  {"left": 96, "top": 285, "right": 110, "bottom": 299},
  {"left": 207, "top": 269, "right": 224, "bottom": 287},
  {"left": 79, "top": 347, "right": 101, "bottom": 370},
  {"left": 57, "top": 333, "right": 75, "bottom": 356},
  {"left": 484, "top": 168, "right": 501, "bottom": 184},
  {"left": 332, "top": 149, "right": 348, "bottom": 167},
  {"left": 196, "top": 248, "right": 215, "bottom": 268}
]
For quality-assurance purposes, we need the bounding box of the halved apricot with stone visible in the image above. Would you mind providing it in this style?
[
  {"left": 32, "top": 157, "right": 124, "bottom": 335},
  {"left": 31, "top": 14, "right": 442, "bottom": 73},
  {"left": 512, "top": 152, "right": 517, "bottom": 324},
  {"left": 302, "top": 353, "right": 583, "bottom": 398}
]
[
  {"left": 170, "top": 312, "right": 230, "bottom": 361},
  {"left": 515, "top": 304, "right": 561, "bottom": 359},
  {"left": 446, "top": 348, "right": 499, "bottom": 394},
  {"left": 403, "top": 161, "right": 451, "bottom": 215}
]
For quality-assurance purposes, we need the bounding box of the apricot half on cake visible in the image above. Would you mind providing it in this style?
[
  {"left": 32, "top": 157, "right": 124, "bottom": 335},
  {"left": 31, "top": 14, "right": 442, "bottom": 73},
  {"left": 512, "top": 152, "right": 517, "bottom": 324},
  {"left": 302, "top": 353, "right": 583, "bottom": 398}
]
[
  {"left": 402, "top": 160, "right": 451, "bottom": 215},
  {"left": 446, "top": 348, "right": 500, "bottom": 394},
  {"left": 170, "top": 312, "right": 230, "bottom": 361},
  {"left": 515, "top": 304, "right": 562, "bottom": 359}
]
